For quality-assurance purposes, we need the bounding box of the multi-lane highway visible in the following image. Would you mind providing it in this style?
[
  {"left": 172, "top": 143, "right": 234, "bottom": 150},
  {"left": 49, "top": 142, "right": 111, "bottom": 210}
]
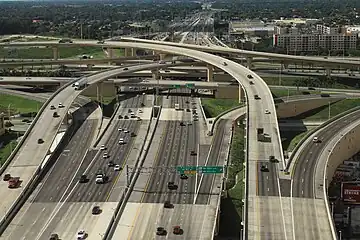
[
  {"left": 1, "top": 95, "right": 148, "bottom": 239},
  {"left": 289, "top": 110, "right": 360, "bottom": 239}
]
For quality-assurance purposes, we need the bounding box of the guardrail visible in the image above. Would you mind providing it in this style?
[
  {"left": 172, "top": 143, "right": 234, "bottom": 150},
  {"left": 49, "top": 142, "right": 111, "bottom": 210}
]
[
  {"left": 285, "top": 105, "right": 360, "bottom": 172},
  {"left": 104, "top": 106, "right": 161, "bottom": 239}
]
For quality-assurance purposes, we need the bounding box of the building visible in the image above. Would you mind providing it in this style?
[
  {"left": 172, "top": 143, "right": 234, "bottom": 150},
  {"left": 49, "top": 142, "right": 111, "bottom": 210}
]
[
  {"left": 230, "top": 20, "right": 274, "bottom": 37},
  {"left": 273, "top": 24, "right": 357, "bottom": 52},
  {"left": 0, "top": 113, "right": 5, "bottom": 136}
]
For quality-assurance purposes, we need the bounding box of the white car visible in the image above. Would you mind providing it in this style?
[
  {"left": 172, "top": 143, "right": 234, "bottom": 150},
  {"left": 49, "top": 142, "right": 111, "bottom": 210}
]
[
  {"left": 58, "top": 103, "right": 64, "bottom": 108},
  {"left": 265, "top": 109, "right": 270, "bottom": 114},
  {"left": 118, "top": 128, "right": 123, "bottom": 131},
  {"left": 77, "top": 230, "right": 86, "bottom": 239},
  {"left": 313, "top": 136, "right": 320, "bottom": 143},
  {"left": 100, "top": 145, "right": 106, "bottom": 150},
  {"left": 103, "top": 153, "right": 109, "bottom": 158},
  {"left": 130, "top": 112, "right": 135, "bottom": 116},
  {"left": 114, "top": 165, "right": 121, "bottom": 171},
  {"left": 119, "top": 138, "right": 125, "bottom": 144},
  {"left": 124, "top": 130, "right": 129, "bottom": 133}
]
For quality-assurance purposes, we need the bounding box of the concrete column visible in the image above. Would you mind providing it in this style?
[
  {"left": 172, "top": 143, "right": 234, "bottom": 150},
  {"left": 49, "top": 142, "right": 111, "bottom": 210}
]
[
  {"left": 207, "top": 64, "right": 214, "bottom": 82},
  {"left": 108, "top": 48, "right": 114, "bottom": 59},
  {"left": 131, "top": 48, "right": 138, "bottom": 57},
  {"left": 282, "top": 63, "right": 288, "bottom": 70},
  {"left": 246, "top": 57, "right": 253, "bottom": 69},
  {"left": 124, "top": 48, "right": 131, "bottom": 57},
  {"left": 152, "top": 69, "right": 160, "bottom": 80},
  {"left": 326, "top": 67, "right": 331, "bottom": 78},
  {"left": 52, "top": 47, "right": 59, "bottom": 60}
]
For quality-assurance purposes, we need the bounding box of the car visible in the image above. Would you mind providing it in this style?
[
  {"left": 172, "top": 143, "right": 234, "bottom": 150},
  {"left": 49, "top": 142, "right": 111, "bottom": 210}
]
[
  {"left": 118, "top": 115, "right": 123, "bottom": 119},
  {"left": 167, "top": 182, "right": 178, "bottom": 190},
  {"left": 223, "top": 62, "right": 227, "bottom": 66},
  {"left": 141, "top": 103, "right": 145, "bottom": 107},
  {"left": 265, "top": 109, "right": 270, "bottom": 114},
  {"left": 313, "top": 136, "right": 321, "bottom": 143},
  {"left": 92, "top": 206, "right": 101, "bottom": 215},
  {"left": 137, "top": 117, "right": 141, "bottom": 121},
  {"left": 130, "top": 112, "right": 135, "bottom": 117},
  {"left": 108, "top": 161, "right": 115, "bottom": 167},
  {"left": 186, "top": 108, "right": 191, "bottom": 112},
  {"left": 3, "top": 174, "right": 11, "bottom": 181},
  {"left": 180, "top": 122, "right": 185, "bottom": 126},
  {"left": 159, "top": 60, "right": 166, "bottom": 64},
  {"left": 269, "top": 155, "right": 277, "bottom": 163},
  {"left": 100, "top": 145, "right": 106, "bottom": 150},
  {"left": 173, "top": 226, "right": 183, "bottom": 235},
  {"left": 308, "top": 87, "right": 316, "bottom": 90},
  {"left": 138, "top": 109, "right": 143, "bottom": 113},
  {"left": 190, "top": 151, "right": 196, "bottom": 156},
  {"left": 119, "top": 138, "right": 125, "bottom": 144},
  {"left": 49, "top": 233, "right": 59, "bottom": 240},
  {"left": 22, "top": 119, "right": 30, "bottom": 123},
  {"left": 38, "top": 138, "right": 44, "bottom": 144},
  {"left": 193, "top": 117, "right": 198, "bottom": 121},
  {"left": 97, "top": 40, "right": 105, "bottom": 44},
  {"left": 247, "top": 74, "right": 253, "bottom": 79},
  {"left": 254, "top": 95, "right": 261, "bottom": 100},
  {"left": 123, "top": 67, "right": 129, "bottom": 71},
  {"left": 118, "top": 128, "right": 123, "bottom": 131},
  {"left": 50, "top": 105, "right": 56, "bottom": 110},
  {"left": 79, "top": 175, "right": 87, "bottom": 183},
  {"left": 128, "top": 109, "right": 132, "bottom": 113},
  {"left": 164, "top": 201, "right": 173, "bottom": 208},
  {"left": 180, "top": 174, "right": 188, "bottom": 180},
  {"left": 156, "top": 227, "right": 167, "bottom": 236},
  {"left": 249, "top": 81, "right": 254, "bottom": 85},
  {"left": 165, "top": 70, "right": 170, "bottom": 73},
  {"left": 130, "top": 132, "right": 137, "bottom": 137},
  {"left": 103, "top": 153, "right": 109, "bottom": 158},
  {"left": 124, "top": 115, "right": 129, "bottom": 119},
  {"left": 185, "top": 101, "right": 189, "bottom": 104},
  {"left": 114, "top": 165, "right": 122, "bottom": 171},
  {"left": 77, "top": 230, "right": 86, "bottom": 239},
  {"left": 53, "top": 112, "right": 59, "bottom": 118},
  {"left": 26, "top": 77, "right": 31, "bottom": 80},
  {"left": 321, "top": 93, "right": 330, "bottom": 97},
  {"left": 124, "top": 130, "right": 129, "bottom": 133},
  {"left": 58, "top": 103, "right": 64, "bottom": 108},
  {"left": 260, "top": 165, "right": 269, "bottom": 172}
]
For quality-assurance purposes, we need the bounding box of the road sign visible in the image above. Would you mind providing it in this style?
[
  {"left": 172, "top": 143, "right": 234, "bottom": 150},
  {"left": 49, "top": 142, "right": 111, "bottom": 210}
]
[
  {"left": 176, "top": 166, "right": 223, "bottom": 174},
  {"left": 185, "top": 83, "right": 195, "bottom": 88},
  {"left": 173, "top": 84, "right": 181, "bottom": 88}
]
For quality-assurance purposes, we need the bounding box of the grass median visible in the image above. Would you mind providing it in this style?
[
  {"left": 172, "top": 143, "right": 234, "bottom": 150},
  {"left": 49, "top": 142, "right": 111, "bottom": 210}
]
[
  {"left": 0, "top": 94, "right": 42, "bottom": 114},
  {"left": 0, "top": 133, "right": 18, "bottom": 165},
  {"left": 201, "top": 99, "right": 242, "bottom": 118},
  {"left": 219, "top": 117, "right": 245, "bottom": 237}
]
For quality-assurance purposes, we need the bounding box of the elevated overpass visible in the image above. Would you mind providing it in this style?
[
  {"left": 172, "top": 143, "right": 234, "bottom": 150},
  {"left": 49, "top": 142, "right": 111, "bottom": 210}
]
[{"left": 0, "top": 41, "right": 288, "bottom": 239}]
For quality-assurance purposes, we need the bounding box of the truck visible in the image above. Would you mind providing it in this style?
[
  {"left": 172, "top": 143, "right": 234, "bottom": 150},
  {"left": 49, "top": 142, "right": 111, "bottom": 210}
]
[
  {"left": 257, "top": 128, "right": 271, "bottom": 142},
  {"left": 175, "top": 103, "right": 180, "bottom": 110}
]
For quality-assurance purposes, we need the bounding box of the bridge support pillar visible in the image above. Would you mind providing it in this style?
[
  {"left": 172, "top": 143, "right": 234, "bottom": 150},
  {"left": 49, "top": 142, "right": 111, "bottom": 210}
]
[
  {"left": 326, "top": 67, "right": 331, "bottom": 78},
  {"left": 246, "top": 57, "right": 253, "bottom": 69},
  {"left": 124, "top": 48, "right": 131, "bottom": 57},
  {"left": 151, "top": 69, "right": 160, "bottom": 80},
  {"left": 282, "top": 63, "right": 288, "bottom": 70},
  {"left": 52, "top": 47, "right": 59, "bottom": 60},
  {"left": 131, "top": 48, "right": 136, "bottom": 57},
  {"left": 207, "top": 65, "right": 214, "bottom": 82}
]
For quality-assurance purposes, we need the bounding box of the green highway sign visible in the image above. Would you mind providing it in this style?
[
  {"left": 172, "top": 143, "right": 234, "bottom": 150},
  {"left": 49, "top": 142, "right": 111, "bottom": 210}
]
[
  {"left": 173, "top": 84, "right": 181, "bottom": 88},
  {"left": 176, "top": 166, "right": 224, "bottom": 174},
  {"left": 185, "top": 83, "right": 195, "bottom": 88}
]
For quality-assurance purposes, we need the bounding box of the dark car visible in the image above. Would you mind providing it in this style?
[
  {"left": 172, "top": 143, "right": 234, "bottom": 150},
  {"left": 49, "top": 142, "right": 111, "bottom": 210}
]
[
  {"left": 308, "top": 87, "right": 316, "bottom": 90},
  {"left": 167, "top": 182, "right": 178, "bottom": 190},
  {"left": 97, "top": 40, "right": 105, "bottom": 44},
  {"left": 108, "top": 161, "right": 115, "bottom": 167},
  {"left": 180, "top": 174, "right": 188, "bottom": 180},
  {"left": 164, "top": 201, "right": 173, "bottom": 208},
  {"left": 173, "top": 226, "right": 183, "bottom": 235},
  {"left": 156, "top": 227, "right": 167, "bottom": 236},
  {"left": 118, "top": 115, "right": 123, "bottom": 119},
  {"left": 249, "top": 81, "right": 254, "bottom": 85},
  {"left": 123, "top": 67, "right": 129, "bottom": 71},
  {"left": 254, "top": 95, "right": 261, "bottom": 100},
  {"left": 92, "top": 206, "right": 101, "bottom": 215},
  {"left": 49, "top": 233, "right": 59, "bottom": 240},
  {"left": 124, "top": 115, "right": 129, "bottom": 119},
  {"left": 190, "top": 151, "right": 196, "bottom": 156},
  {"left": 141, "top": 103, "right": 145, "bottom": 107},
  {"left": 247, "top": 74, "right": 253, "bottom": 79},
  {"left": 179, "top": 122, "right": 185, "bottom": 126},
  {"left": 3, "top": 174, "right": 11, "bottom": 181},
  {"left": 130, "top": 132, "right": 137, "bottom": 137},
  {"left": 269, "top": 155, "right": 277, "bottom": 163},
  {"left": 50, "top": 105, "right": 56, "bottom": 110},
  {"left": 260, "top": 165, "right": 269, "bottom": 172},
  {"left": 185, "top": 101, "right": 189, "bottom": 104},
  {"left": 38, "top": 138, "right": 44, "bottom": 144},
  {"left": 53, "top": 112, "right": 59, "bottom": 118},
  {"left": 79, "top": 174, "right": 87, "bottom": 183},
  {"left": 186, "top": 109, "right": 191, "bottom": 112},
  {"left": 321, "top": 93, "right": 330, "bottom": 97}
]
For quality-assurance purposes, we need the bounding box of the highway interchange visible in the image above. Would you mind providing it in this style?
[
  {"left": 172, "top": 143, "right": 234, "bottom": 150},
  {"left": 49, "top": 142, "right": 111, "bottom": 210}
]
[{"left": 0, "top": 37, "right": 359, "bottom": 240}]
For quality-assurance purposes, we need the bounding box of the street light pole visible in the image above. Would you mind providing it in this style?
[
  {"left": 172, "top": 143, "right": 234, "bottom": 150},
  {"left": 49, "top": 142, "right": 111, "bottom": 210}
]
[
  {"left": 328, "top": 101, "right": 331, "bottom": 120},
  {"left": 7, "top": 104, "right": 11, "bottom": 121}
]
